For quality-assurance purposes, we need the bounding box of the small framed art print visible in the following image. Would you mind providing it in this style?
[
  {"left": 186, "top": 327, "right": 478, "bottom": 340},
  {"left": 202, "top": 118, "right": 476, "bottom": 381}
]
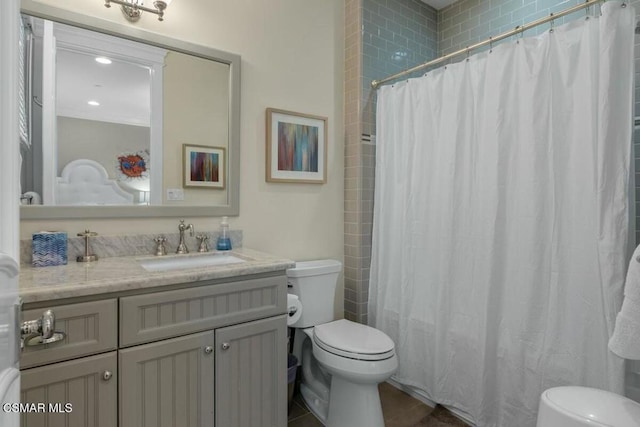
[{"left": 183, "top": 144, "right": 225, "bottom": 189}]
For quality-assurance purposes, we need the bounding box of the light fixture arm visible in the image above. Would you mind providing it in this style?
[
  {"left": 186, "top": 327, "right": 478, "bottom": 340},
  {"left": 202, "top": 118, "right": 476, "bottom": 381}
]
[{"left": 104, "top": 0, "right": 169, "bottom": 22}]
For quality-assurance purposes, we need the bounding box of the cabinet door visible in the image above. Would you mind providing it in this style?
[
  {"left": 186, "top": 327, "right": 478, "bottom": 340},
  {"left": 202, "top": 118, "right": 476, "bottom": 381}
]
[
  {"left": 20, "top": 351, "right": 117, "bottom": 427},
  {"left": 119, "top": 331, "right": 215, "bottom": 427},
  {"left": 216, "top": 315, "right": 287, "bottom": 427}
]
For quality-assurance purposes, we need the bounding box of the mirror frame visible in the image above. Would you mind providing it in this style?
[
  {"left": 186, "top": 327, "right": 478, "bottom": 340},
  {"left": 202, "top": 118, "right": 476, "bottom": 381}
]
[{"left": 20, "top": 0, "right": 240, "bottom": 219}]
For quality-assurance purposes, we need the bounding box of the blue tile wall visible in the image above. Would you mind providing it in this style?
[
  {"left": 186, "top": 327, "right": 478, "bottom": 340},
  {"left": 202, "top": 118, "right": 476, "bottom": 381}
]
[
  {"left": 438, "top": 0, "right": 634, "bottom": 55},
  {"left": 361, "top": 0, "right": 439, "bottom": 134}
]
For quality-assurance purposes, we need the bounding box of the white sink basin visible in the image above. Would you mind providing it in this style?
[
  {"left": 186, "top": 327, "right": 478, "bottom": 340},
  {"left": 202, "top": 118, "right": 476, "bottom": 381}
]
[{"left": 138, "top": 252, "right": 246, "bottom": 272}]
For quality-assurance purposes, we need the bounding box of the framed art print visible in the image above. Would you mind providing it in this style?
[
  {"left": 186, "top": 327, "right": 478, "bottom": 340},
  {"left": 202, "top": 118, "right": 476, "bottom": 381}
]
[
  {"left": 266, "top": 108, "right": 327, "bottom": 184},
  {"left": 183, "top": 144, "right": 225, "bottom": 189}
]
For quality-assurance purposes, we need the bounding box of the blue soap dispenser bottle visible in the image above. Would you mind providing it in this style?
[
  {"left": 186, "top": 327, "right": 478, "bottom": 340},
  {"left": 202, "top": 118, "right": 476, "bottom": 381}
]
[{"left": 216, "top": 216, "right": 232, "bottom": 251}]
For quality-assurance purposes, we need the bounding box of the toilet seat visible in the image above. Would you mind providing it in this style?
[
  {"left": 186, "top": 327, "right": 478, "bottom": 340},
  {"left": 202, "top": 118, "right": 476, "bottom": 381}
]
[{"left": 313, "top": 319, "right": 395, "bottom": 361}]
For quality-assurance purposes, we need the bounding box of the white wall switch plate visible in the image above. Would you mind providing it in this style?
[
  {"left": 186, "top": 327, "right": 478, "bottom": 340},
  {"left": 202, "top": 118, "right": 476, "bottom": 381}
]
[{"left": 166, "top": 188, "right": 184, "bottom": 201}]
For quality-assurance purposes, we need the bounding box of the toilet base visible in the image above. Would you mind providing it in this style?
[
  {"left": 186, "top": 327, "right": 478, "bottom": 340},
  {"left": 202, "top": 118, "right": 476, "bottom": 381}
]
[{"left": 327, "top": 376, "right": 384, "bottom": 427}]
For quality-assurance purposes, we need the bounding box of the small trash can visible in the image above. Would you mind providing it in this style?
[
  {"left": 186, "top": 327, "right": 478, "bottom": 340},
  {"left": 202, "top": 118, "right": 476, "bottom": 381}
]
[{"left": 287, "top": 354, "right": 298, "bottom": 412}]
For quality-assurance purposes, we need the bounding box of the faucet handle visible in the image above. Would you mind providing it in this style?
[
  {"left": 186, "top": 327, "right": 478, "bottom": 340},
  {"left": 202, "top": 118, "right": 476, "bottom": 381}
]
[
  {"left": 196, "top": 235, "right": 209, "bottom": 253},
  {"left": 77, "top": 229, "right": 98, "bottom": 238},
  {"left": 154, "top": 236, "right": 167, "bottom": 256}
]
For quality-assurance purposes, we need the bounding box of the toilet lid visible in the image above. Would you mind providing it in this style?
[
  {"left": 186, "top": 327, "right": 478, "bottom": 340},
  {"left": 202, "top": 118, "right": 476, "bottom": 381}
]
[
  {"left": 542, "top": 386, "right": 640, "bottom": 427},
  {"left": 313, "top": 319, "right": 395, "bottom": 361}
]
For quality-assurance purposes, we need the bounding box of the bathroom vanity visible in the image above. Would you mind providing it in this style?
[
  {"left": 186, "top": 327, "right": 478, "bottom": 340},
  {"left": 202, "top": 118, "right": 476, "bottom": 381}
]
[{"left": 18, "top": 249, "right": 293, "bottom": 427}]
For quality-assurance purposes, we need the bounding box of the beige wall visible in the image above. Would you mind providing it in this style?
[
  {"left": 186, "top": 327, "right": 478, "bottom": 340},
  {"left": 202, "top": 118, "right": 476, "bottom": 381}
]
[
  {"left": 21, "top": 0, "right": 345, "bottom": 315},
  {"left": 163, "top": 51, "right": 229, "bottom": 206}
]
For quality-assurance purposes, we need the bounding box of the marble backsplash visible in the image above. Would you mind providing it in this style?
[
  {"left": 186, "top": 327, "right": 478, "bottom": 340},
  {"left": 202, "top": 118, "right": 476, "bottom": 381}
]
[{"left": 21, "top": 229, "right": 243, "bottom": 265}]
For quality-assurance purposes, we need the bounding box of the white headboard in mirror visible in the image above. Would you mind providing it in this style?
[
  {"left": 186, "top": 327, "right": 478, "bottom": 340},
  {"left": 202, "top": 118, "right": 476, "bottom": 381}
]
[
  {"left": 20, "top": 0, "right": 240, "bottom": 219},
  {"left": 56, "top": 159, "right": 135, "bottom": 205}
]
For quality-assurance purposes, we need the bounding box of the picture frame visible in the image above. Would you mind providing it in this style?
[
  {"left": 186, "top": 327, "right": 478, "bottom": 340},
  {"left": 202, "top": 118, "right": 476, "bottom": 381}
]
[
  {"left": 182, "top": 144, "right": 225, "bottom": 189},
  {"left": 266, "top": 108, "right": 328, "bottom": 183}
]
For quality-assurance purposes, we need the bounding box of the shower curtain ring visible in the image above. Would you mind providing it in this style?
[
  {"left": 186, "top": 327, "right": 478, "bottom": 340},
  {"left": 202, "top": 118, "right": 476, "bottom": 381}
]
[
  {"left": 622, "top": 2, "right": 627, "bottom": 8},
  {"left": 489, "top": 36, "right": 493, "bottom": 53},
  {"left": 549, "top": 13, "right": 555, "bottom": 33}
]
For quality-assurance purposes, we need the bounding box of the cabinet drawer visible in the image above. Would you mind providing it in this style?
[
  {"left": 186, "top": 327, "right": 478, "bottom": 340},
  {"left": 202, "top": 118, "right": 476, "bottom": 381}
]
[
  {"left": 120, "top": 275, "right": 286, "bottom": 347},
  {"left": 21, "top": 299, "right": 118, "bottom": 369}
]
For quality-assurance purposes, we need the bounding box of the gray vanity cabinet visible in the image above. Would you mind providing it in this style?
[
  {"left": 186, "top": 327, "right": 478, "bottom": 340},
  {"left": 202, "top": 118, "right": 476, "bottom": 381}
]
[
  {"left": 20, "top": 352, "right": 117, "bottom": 427},
  {"left": 20, "top": 272, "right": 288, "bottom": 427},
  {"left": 119, "top": 331, "right": 216, "bottom": 427},
  {"left": 215, "top": 315, "right": 287, "bottom": 427}
]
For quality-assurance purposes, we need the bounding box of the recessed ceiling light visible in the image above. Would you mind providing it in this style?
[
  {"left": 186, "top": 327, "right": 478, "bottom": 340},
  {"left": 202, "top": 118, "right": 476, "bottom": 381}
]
[
  {"left": 95, "top": 57, "right": 112, "bottom": 65},
  {"left": 87, "top": 100, "right": 100, "bottom": 106}
]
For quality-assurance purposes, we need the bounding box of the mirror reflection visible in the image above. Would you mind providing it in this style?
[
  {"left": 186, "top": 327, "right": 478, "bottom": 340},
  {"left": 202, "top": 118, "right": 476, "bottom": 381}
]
[{"left": 20, "top": 15, "right": 230, "bottom": 207}]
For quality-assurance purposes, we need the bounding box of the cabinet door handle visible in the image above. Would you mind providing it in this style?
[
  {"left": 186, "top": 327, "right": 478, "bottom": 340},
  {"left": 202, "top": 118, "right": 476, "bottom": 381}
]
[
  {"left": 102, "top": 371, "right": 112, "bottom": 381},
  {"left": 22, "top": 331, "right": 66, "bottom": 347},
  {"left": 21, "top": 309, "right": 64, "bottom": 346},
  {"left": 204, "top": 346, "right": 213, "bottom": 354},
  {"left": 221, "top": 342, "right": 230, "bottom": 351}
]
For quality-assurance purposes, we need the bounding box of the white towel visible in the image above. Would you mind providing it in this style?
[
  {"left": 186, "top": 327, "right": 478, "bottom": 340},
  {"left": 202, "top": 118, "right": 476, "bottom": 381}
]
[{"left": 609, "top": 245, "right": 640, "bottom": 359}]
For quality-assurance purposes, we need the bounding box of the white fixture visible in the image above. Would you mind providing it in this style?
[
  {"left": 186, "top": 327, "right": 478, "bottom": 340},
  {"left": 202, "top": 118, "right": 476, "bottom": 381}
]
[
  {"left": 536, "top": 386, "right": 640, "bottom": 427},
  {"left": 288, "top": 260, "right": 398, "bottom": 427},
  {"left": 95, "top": 56, "right": 112, "bottom": 64},
  {"left": 138, "top": 252, "right": 246, "bottom": 272},
  {"left": 87, "top": 100, "right": 100, "bottom": 106},
  {"left": 0, "top": 0, "right": 23, "bottom": 424},
  {"left": 166, "top": 188, "right": 184, "bottom": 201}
]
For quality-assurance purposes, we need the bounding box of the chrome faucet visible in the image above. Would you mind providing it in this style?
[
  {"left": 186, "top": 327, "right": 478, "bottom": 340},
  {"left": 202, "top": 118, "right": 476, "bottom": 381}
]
[{"left": 176, "top": 220, "right": 194, "bottom": 254}]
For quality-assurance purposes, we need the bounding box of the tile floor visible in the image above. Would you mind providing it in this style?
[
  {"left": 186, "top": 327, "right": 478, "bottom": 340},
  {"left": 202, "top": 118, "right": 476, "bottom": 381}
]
[{"left": 287, "top": 382, "right": 469, "bottom": 427}]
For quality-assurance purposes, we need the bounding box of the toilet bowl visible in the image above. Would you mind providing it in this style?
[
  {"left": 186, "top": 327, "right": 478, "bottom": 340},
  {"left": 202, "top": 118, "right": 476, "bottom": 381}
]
[
  {"left": 536, "top": 386, "right": 640, "bottom": 427},
  {"left": 288, "top": 260, "right": 398, "bottom": 427}
]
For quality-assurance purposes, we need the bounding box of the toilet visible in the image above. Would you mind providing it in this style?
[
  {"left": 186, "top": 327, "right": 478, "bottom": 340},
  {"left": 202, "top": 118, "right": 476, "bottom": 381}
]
[
  {"left": 288, "top": 259, "right": 398, "bottom": 427},
  {"left": 536, "top": 386, "right": 640, "bottom": 427}
]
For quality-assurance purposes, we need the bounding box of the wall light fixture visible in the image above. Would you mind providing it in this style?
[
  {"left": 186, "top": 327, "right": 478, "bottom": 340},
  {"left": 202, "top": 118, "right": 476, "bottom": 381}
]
[{"left": 104, "top": 0, "right": 173, "bottom": 22}]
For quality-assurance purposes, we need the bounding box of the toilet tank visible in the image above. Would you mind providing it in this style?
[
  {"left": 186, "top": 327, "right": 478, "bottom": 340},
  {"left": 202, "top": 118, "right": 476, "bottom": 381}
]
[{"left": 287, "top": 259, "right": 342, "bottom": 328}]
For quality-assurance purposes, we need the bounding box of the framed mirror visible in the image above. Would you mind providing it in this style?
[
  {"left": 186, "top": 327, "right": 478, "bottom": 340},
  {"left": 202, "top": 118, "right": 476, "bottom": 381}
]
[{"left": 19, "top": 1, "right": 240, "bottom": 219}]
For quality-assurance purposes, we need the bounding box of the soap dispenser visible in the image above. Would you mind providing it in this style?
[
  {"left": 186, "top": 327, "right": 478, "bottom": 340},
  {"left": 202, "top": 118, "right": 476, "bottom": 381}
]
[{"left": 216, "top": 216, "right": 232, "bottom": 251}]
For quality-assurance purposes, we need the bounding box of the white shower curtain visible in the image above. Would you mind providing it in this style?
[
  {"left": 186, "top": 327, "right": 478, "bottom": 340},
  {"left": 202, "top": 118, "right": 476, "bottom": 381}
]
[{"left": 370, "top": 3, "right": 634, "bottom": 426}]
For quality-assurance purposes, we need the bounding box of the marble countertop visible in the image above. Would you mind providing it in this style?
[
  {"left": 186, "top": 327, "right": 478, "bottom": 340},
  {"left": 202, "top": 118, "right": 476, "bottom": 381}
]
[{"left": 19, "top": 248, "right": 295, "bottom": 304}]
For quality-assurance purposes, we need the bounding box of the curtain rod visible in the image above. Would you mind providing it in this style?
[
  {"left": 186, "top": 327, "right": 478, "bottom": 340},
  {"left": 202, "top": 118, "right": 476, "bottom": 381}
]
[{"left": 372, "top": 0, "right": 609, "bottom": 89}]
